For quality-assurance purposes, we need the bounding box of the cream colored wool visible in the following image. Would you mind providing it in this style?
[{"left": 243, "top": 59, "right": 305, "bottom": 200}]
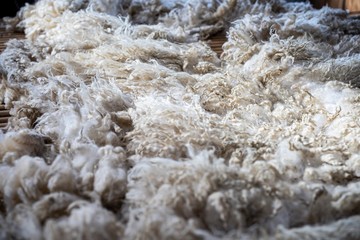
[{"left": 1, "top": 0, "right": 360, "bottom": 239}]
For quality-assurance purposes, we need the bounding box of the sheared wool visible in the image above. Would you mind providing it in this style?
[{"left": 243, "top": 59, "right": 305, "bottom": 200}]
[{"left": 1, "top": 0, "right": 360, "bottom": 239}]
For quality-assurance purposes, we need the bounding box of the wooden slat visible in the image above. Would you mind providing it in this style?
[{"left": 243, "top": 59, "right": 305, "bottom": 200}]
[
  {"left": 313, "top": 0, "right": 360, "bottom": 13},
  {"left": 0, "top": 110, "right": 10, "bottom": 117},
  {"left": 0, "top": 27, "right": 25, "bottom": 52},
  {"left": 327, "top": 0, "right": 345, "bottom": 9},
  {"left": 346, "top": 0, "right": 360, "bottom": 12},
  {"left": 0, "top": 117, "right": 9, "bottom": 123},
  {"left": 208, "top": 33, "right": 227, "bottom": 57},
  {"left": 0, "top": 105, "right": 9, "bottom": 130}
]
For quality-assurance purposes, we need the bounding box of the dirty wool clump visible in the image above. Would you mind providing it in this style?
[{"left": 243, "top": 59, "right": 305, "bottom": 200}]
[{"left": 1, "top": 0, "right": 360, "bottom": 239}]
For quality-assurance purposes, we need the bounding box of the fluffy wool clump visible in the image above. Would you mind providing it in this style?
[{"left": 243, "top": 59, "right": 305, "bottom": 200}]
[{"left": 1, "top": 0, "right": 360, "bottom": 239}]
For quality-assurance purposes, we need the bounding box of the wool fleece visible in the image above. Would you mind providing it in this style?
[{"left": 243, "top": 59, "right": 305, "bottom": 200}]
[{"left": 1, "top": 0, "right": 360, "bottom": 239}]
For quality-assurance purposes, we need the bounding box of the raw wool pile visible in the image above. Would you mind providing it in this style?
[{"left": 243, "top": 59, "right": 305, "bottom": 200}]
[
  {"left": 1, "top": 0, "right": 360, "bottom": 239},
  {"left": 5, "top": 0, "right": 283, "bottom": 41}
]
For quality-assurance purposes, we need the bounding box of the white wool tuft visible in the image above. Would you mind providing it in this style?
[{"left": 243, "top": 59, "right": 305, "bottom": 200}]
[
  {"left": 43, "top": 203, "right": 123, "bottom": 239},
  {"left": 1, "top": 0, "right": 360, "bottom": 239}
]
